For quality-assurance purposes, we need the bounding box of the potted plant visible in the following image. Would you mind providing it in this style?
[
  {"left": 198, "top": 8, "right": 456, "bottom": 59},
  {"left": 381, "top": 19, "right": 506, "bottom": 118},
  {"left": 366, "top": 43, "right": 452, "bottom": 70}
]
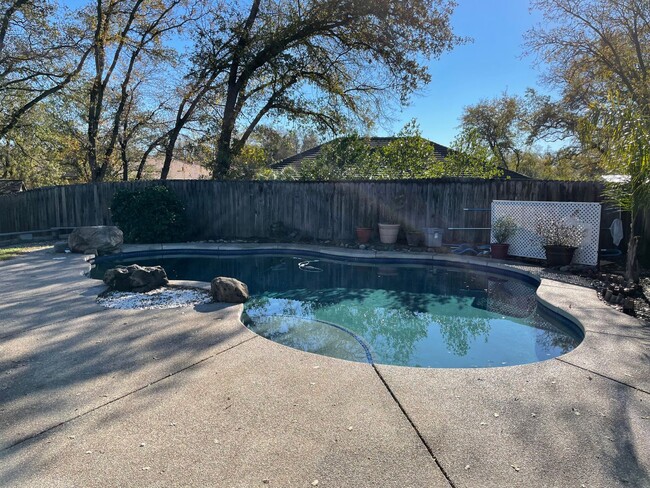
[
  {"left": 490, "top": 216, "right": 517, "bottom": 259},
  {"left": 378, "top": 223, "right": 400, "bottom": 244},
  {"left": 535, "top": 217, "right": 585, "bottom": 267},
  {"left": 355, "top": 226, "right": 372, "bottom": 244},
  {"left": 405, "top": 226, "right": 423, "bottom": 246}
]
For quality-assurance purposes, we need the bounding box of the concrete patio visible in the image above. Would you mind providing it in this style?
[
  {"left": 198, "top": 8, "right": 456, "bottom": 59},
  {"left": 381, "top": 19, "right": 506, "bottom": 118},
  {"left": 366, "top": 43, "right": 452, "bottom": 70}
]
[{"left": 0, "top": 247, "right": 648, "bottom": 487}]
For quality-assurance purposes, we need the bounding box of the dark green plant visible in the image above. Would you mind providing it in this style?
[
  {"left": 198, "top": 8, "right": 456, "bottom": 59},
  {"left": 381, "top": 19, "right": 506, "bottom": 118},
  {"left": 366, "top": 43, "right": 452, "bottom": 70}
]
[
  {"left": 492, "top": 216, "right": 517, "bottom": 243},
  {"left": 110, "top": 185, "right": 187, "bottom": 243}
]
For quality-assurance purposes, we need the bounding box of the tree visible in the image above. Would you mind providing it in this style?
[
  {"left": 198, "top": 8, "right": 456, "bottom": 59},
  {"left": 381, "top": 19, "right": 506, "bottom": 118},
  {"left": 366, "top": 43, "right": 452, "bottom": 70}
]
[
  {"left": 0, "top": 0, "right": 91, "bottom": 139},
  {"left": 299, "top": 134, "right": 374, "bottom": 180},
  {"left": 598, "top": 103, "right": 650, "bottom": 281},
  {"left": 81, "top": 0, "right": 191, "bottom": 181},
  {"left": 192, "top": 0, "right": 463, "bottom": 178},
  {"left": 444, "top": 128, "right": 503, "bottom": 179},
  {"left": 526, "top": 0, "right": 650, "bottom": 279},
  {"left": 458, "top": 93, "right": 528, "bottom": 171}
]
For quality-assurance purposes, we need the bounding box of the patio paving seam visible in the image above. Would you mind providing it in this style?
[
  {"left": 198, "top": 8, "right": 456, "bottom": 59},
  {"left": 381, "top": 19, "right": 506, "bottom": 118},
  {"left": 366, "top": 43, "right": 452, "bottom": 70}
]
[
  {"left": 554, "top": 357, "right": 650, "bottom": 395},
  {"left": 0, "top": 334, "right": 259, "bottom": 452},
  {"left": 371, "top": 363, "right": 457, "bottom": 488}
]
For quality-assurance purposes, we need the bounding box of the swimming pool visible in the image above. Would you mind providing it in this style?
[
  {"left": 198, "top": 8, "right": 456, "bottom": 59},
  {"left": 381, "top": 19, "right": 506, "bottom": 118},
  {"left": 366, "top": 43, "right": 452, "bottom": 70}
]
[{"left": 92, "top": 250, "right": 583, "bottom": 368}]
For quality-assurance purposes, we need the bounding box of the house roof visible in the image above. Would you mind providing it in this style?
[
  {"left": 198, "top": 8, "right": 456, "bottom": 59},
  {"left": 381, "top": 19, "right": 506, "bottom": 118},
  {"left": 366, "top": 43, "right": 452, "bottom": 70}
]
[
  {"left": 0, "top": 179, "right": 26, "bottom": 195},
  {"left": 271, "top": 136, "right": 450, "bottom": 171},
  {"left": 270, "top": 136, "right": 529, "bottom": 180}
]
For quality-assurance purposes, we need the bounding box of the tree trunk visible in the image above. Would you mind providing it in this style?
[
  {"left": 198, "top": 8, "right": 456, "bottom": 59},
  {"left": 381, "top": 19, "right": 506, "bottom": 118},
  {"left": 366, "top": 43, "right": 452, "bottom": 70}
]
[
  {"left": 160, "top": 130, "right": 180, "bottom": 180},
  {"left": 625, "top": 235, "right": 640, "bottom": 283},
  {"left": 213, "top": 123, "right": 235, "bottom": 179}
]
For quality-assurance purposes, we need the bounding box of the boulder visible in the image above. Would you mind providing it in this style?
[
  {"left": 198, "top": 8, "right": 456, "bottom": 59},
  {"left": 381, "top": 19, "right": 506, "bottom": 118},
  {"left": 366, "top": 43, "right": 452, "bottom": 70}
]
[
  {"left": 53, "top": 241, "right": 68, "bottom": 253},
  {"left": 69, "top": 226, "right": 123, "bottom": 255},
  {"left": 210, "top": 277, "right": 249, "bottom": 303},
  {"left": 103, "top": 264, "right": 168, "bottom": 292}
]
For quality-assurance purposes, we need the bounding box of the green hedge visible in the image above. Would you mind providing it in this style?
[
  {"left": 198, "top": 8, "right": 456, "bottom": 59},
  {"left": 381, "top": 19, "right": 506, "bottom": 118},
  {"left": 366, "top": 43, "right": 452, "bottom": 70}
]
[{"left": 110, "top": 185, "right": 187, "bottom": 243}]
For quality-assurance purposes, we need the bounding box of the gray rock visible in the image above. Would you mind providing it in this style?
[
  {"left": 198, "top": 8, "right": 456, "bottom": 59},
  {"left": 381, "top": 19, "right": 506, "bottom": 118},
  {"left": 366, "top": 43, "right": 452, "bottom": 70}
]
[
  {"left": 103, "top": 264, "right": 168, "bottom": 292},
  {"left": 69, "top": 226, "right": 123, "bottom": 255},
  {"left": 53, "top": 241, "right": 68, "bottom": 253},
  {"left": 210, "top": 277, "right": 249, "bottom": 303}
]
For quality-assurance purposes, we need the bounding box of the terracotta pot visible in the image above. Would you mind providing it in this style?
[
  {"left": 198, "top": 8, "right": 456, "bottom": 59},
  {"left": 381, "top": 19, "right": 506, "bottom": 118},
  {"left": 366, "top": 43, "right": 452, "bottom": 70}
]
[
  {"left": 378, "top": 223, "right": 400, "bottom": 244},
  {"left": 406, "top": 231, "right": 423, "bottom": 247},
  {"left": 490, "top": 243, "right": 510, "bottom": 259},
  {"left": 544, "top": 245, "right": 577, "bottom": 267},
  {"left": 355, "top": 227, "right": 372, "bottom": 243}
]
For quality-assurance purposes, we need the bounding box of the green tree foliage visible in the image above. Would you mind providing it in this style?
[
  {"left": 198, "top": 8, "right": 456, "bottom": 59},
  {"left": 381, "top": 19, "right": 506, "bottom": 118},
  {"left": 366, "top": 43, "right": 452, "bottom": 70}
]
[
  {"left": 458, "top": 93, "right": 528, "bottom": 171},
  {"left": 374, "top": 121, "right": 444, "bottom": 178},
  {"left": 297, "top": 121, "right": 504, "bottom": 180},
  {"left": 299, "top": 134, "right": 374, "bottom": 180},
  {"left": 110, "top": 185, "right": 187, "bottom": 243},
  {"left": 444, "top": 128, "right": 503, "bottom": 179}
]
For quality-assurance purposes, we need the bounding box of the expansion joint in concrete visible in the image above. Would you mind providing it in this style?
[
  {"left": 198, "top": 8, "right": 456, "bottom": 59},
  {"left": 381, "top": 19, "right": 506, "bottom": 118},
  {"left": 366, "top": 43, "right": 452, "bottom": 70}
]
[
  {"left": 371, "top": 364, "right": 457, "bottom": 488},
  {"left": 1, "top": 335, "right": 259, "bottom": 452},
  {"left": 555, "top": 357, "right": 650, "bottom": 395}
]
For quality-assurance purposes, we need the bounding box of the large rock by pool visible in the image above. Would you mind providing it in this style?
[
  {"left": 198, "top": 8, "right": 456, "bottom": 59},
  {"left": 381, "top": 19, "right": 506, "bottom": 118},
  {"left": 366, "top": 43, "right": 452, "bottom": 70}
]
[
  {"left": 69, "top": 226, "right": 123, "bottom": 255},
  {"left": 103, "top": 264, "right": 168, "bottom": 292},
  {"left": 211, "top": 277, "right": 249, "bottom": 303}
]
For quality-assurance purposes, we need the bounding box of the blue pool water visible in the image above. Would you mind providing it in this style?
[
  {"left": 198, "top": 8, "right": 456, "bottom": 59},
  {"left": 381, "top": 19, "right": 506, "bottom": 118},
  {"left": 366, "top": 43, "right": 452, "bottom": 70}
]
[{"left": 92, "top": 252, "right": 583, "bottom": 368}]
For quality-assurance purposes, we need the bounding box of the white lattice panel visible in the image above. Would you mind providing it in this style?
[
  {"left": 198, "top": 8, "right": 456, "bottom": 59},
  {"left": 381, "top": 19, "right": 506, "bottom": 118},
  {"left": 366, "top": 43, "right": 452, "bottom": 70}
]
[{"left": 491, "top": 200, "right": 601, "bottom": 265}]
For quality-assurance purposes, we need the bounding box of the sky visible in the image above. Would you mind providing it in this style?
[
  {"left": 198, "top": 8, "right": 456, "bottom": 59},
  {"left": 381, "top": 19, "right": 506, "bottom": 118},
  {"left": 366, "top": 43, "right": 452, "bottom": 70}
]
[{"left": 381, "top": 0, "right": 550, "bottom": 146}]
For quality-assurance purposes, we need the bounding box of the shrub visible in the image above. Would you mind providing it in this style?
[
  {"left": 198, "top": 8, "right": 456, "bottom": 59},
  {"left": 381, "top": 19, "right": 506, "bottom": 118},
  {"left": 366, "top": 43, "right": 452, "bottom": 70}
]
[
  {"left": 492, "top": 216, "right": 517, "bottom": 243},
  {"left": 534, "top": 216, "right": 585, "bottom": 248},
  {"left": 110, "top": 185, "right": 187, "bottom": 243}
]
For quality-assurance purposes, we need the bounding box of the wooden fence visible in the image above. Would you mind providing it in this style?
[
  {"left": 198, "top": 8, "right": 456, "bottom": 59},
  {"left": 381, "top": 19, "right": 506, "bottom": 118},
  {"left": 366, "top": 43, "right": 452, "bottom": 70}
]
[{"left": 1, "top": 178, "right": 646, "bottom": 262}]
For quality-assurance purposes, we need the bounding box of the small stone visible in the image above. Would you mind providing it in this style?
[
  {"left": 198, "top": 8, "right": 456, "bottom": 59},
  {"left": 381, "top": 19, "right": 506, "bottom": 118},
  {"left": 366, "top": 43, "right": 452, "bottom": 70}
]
[
  {"left": 139, "top": 442, "right": 146, "bottom": 447},
  {"left": 262, "top": 479, "right": 270, "bottom": 484},
  {"left": 348, "top": 426, "right": 353, "bottom": 431},
  {"left": 480, "top": 422, "right": 487, "bottom": 426},
  {"left": 142, "top": 467, "right": 150, "bottom": 471},
  {"left": 311, "top": 481, "right": 319, "bottom": 486},
  {"left": 511, "top": 464, "right": 520, "bottom": 472},
  {"left": 465, "top": 465, "right": 470, "bottom": 470},
  {"left": 494, "top": 413, "right": 499, "bottom": 418},
  {"left": 85, "top": 450, "right": 92, "bottom": 454},
  {"left": 531, "top": 413, "right": 537, "bottom": 418}
]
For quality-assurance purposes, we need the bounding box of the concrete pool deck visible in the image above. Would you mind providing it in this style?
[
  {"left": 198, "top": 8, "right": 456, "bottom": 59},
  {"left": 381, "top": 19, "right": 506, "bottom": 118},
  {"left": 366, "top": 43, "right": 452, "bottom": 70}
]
[{"left": 0, "top": 246, "right": 648, "bottom": 487}]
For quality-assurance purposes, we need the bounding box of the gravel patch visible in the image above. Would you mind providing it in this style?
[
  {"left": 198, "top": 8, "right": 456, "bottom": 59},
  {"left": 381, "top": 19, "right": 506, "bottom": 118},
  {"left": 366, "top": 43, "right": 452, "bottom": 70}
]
[{"left": 98, "top": 287, "right": 212, "bottom": 310}]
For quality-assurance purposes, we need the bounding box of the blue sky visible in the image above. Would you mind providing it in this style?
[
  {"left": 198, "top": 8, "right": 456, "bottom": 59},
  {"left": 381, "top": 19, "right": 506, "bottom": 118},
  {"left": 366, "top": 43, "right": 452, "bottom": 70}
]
[{"left": 382, "top": 0, "right": 550, "bottom": 146}]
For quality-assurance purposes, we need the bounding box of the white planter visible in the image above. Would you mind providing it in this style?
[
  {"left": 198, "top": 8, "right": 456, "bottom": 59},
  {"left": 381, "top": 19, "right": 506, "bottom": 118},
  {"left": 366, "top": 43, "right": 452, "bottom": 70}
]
[{"left": 378, "top": 223, "right": 400, "bottom": 244}]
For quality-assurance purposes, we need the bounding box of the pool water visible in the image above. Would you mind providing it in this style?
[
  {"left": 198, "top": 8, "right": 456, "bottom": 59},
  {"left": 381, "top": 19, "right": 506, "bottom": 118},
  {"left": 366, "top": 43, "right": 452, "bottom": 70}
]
[{"left": 92, "top": 253, "right": 583, "bottom": 368}]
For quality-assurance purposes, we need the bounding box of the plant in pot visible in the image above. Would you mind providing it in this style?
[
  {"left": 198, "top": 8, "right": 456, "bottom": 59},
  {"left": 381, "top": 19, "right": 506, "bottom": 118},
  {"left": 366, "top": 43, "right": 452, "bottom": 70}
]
[
  {"left": 405, "top": 225, "right": 423, "bottom": 247},
  {"left": 355, "top": 226, "right": 372, "bottom": 244},
  {"left": 535, "top": 217, "right": 585, "bottom": 267},
  {"left": 490, "top": 216, "right": 517, "bottom": 259}
]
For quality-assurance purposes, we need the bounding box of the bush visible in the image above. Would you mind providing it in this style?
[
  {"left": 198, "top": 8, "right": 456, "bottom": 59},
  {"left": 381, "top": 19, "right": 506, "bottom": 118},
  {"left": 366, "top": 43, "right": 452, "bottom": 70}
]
[{"left": 110, "top": 185, "right": 187, "bottom": 243}]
